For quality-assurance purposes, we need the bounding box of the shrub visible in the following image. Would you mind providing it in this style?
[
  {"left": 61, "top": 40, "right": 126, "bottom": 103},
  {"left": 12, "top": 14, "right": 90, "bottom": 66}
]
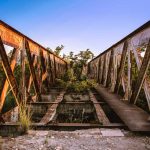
[
  {"left": 63, "top": 69, "right": 76, "bottom": 82},
  {"left": 56, "top": 68, "right": 97, "bottom": 93},
  {"left": 67, "top": 79, "right": 96, "bottom": 93},
  {"left": 55, "top": 78, "right": 67, "bottom": 89}
]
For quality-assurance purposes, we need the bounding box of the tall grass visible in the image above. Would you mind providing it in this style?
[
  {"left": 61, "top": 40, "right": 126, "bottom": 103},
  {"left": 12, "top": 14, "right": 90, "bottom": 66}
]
[{"left": 19, "top": 101, "right": 32, "bottom": 134}]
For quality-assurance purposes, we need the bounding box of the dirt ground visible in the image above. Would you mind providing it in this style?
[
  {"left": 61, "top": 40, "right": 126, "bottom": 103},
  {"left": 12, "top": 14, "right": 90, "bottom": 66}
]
[{"left": 0, "top": 128, "right": 150, "bottom": 150}]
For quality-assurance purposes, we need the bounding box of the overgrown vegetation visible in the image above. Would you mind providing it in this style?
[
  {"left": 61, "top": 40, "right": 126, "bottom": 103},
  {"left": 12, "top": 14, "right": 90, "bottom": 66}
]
[
  {"left": 56, "top": 49, "right": 96, "bottom": 93},
  {"left": 56, "top": 73, "right": 96, "bottom": 93}
]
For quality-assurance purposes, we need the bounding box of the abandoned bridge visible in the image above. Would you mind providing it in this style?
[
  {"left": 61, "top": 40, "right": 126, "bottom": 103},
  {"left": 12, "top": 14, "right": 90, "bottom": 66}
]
[{"left": 0, "top": 20, "right": 150, "bottom": 136}]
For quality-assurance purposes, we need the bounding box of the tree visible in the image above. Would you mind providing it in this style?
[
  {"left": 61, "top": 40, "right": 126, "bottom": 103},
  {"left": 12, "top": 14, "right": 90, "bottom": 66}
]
[
  {"left": 54, "top": 45, "right": 64, "bottom": 56},
  {"left": 63, "top": 49, "right": 94, "bottom": 80},
  {"left": 73, "top": 49, "right": 94, "bottom": 79}
]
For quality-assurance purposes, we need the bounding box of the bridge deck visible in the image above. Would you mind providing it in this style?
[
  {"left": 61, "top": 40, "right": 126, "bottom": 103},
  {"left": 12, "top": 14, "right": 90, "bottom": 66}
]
[
  {"left": 40, "top": 91, "right": 65, "bottom": 124},
  {"left": 95, "top": 85, "right": 150, "bottom": 131}
]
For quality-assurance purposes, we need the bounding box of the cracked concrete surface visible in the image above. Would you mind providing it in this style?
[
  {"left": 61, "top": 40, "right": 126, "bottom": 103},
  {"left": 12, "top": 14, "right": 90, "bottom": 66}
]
[{"left": 1, "top": 128, "right": 150, "bottom": 150}]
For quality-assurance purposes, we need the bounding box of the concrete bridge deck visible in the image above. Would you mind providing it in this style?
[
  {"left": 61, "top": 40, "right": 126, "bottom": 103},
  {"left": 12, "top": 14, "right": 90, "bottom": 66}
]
[{"left": 95, "top": 85, "right": 150, "bottom": 131}]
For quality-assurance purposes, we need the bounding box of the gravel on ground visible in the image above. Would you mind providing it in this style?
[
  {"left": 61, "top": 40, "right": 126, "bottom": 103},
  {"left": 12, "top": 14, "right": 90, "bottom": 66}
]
[{"left": 1, "top": 128, "right": 150, "bottom": 150}]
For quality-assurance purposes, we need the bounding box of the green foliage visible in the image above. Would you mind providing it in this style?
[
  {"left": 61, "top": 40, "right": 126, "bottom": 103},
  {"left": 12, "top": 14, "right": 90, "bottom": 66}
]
[
  {"left": 1, "top": 91, "right": 16, "bottom": 113},
  {"left": 63, "top": 69, "right": 76, "bottom": 82},
  {"left": 56, "top": 68, "right": 76, "bottom": 89},
  {"left": 63, "top": 49, "right": 94, "bottom": 80},
  {"left": 55, "top": 78, "right": 67, "bottom": 89},
  {"left": 54, "top": 45, "right": 64, "bottom": 56},
  {"left": 56, "top": 68, "right": 96, "bottom": 93},
  {"left": 67, "top": 79, "right": 96, "bottom": 93}
]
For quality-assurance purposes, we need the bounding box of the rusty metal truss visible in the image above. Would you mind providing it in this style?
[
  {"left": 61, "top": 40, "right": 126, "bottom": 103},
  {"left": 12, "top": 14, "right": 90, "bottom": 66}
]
[
  {"left": 88, "top": 21, "right": 150, "bottom": 109},
  {"left": 0, "top": 20, "right": 67, "bottom": 114}
]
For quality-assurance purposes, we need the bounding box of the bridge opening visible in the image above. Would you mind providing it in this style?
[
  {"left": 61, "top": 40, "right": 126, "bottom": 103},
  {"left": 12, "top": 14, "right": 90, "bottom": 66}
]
[
  {"left": 56, "top": 103, "right": 99, "bottom": 123},
  {"left": 54, "top": 92, "right": 99, "bottom": 124},
  {"left": 29, "top": 88, "right": 123, "bottom": 125}
]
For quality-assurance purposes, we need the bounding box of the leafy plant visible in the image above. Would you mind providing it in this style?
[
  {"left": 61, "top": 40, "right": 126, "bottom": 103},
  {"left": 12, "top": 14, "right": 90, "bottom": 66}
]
[
  {"left": 55, "top": 78, "right": 67, "bottom": 89},
  {"left": 63, "top": 49, "right": 94, "bottom": 81},
  {"left": 62, "top": 69, "right": 76, "bottom": 82}
]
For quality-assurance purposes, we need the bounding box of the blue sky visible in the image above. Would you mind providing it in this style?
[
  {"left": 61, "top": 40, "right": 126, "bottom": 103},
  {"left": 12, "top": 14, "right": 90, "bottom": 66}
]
[{"left": 0, "top": 0, "right": 150, "bottom": 56}]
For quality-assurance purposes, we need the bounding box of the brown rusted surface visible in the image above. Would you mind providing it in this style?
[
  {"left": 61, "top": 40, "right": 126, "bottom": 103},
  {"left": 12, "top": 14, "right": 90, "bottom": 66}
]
[
  {"left": 25, "top": 40, "right": 42, "bottom": 101},
  {"left": 0, "top": 37, "right": 20, "bottom": 106},
  {"left": 88, "top": 21, "right": 150, "bottom": 108},
  {"left": 40, "top": 91, "right": 65, "bottom": 124},
  {"left": 27, "top": 55, "right": 36, "bottom": 92},
  {"left": 0, "top": 20, "right": 67, "bottom": 64},
  {"left": 0, "top": 48, "right": 19, "bottom": 112},
  {"left": 90, "top": 21, "right": 150, "bottom": 62},
  {"left": 48, "top": 55, "right": 54, "bottom": 85},
  {"left": 97, "top": 58, "right": 101, "bottom": 83},
  {"left": 40, "top": 49, "right": 50, "bottom": 91},
  {"left": 89, "top": 90, "right": 110, "bottom": 125},
  {"left": 106, "top": 49, "right": 114, "bottom": 87},
  {"left": 53, "top": 55, "right": 57, "bottom": 79},
  {"left": 130, "top": 40, "right": 150, "bottom": 104},
  {"left": 114, "top": 41, "right": 128, "bottom": 93},
  {"left": 88, "top": 22, "right": 150, "bottom": 131},
  {"left": 0, "top": 20, "right": 67, "bottom": 114}
]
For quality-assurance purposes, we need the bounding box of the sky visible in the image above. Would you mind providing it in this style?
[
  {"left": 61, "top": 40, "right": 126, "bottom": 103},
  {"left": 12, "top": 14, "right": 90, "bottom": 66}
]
[{"left": 0, "top": 0, "right": 150, "bottom": 57}]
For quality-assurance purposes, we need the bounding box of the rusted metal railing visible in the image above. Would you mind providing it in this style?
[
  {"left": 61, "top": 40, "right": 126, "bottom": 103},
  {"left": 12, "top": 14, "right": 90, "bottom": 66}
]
[
  {"left": 0, "top": 20, "right": 67, "bottom": 114},
  {"left": 88, "top": 21, "right": 150, "bottom": 110}
]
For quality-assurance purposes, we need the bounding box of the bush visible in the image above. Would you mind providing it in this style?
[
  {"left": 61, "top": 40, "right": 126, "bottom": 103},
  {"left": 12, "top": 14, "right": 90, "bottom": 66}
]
[
  {"left": 67, "top": 80, "right": 96, "bottom": 93},
  {"left": 63, "top": 69, "right": 76, "bottom": 82},
  {"left": 55, "top": 78, "right": 67, "bottom": 89},
  {"left": 56, "top": 68, "right": 97, "bottom": 93}
]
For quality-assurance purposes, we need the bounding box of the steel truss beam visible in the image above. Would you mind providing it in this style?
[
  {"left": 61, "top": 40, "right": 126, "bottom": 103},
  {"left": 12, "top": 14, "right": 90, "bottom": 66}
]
[
  {"left": 130, "top": 40, "right": 150, "bottom": 104},
  {"left": 114, "top": 41, "right": 128, "bottom": 93},
  {"left": 0, "top": 37, "right": 20, "bottom": 107},
  {"left": 25, "top": 40, "right": 42, "bottom": 101},
  {"left": 0, "top": 48, "right": 19, "bottom": 112}
]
